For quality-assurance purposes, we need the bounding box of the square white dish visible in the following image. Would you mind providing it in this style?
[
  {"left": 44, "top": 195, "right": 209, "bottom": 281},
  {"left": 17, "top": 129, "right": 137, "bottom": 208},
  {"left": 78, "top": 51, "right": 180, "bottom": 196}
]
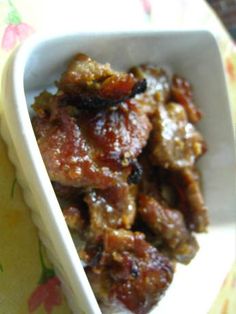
[{"left": 1, "top": 31, "right": 236, "bottom": 314}]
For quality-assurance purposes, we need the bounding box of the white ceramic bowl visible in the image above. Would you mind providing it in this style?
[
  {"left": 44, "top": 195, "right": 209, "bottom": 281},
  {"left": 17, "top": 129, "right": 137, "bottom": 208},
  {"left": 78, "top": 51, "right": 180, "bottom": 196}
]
[{"left": 1, "top": 31, "right": 236, "bottom": 314}]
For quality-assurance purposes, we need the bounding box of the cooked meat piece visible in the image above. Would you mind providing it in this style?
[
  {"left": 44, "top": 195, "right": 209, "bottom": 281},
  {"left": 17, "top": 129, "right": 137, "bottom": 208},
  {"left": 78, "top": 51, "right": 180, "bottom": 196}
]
[
  {"left": 33, "top": 106, "right": 121, "bottom": 189},
  {"left": 130, "top": 64, "right": 170, "bottom": 115},
  {"left": 52, "top": 182, "right": 82, "bottom": 202},
  {"left": 32, "top": 99, "right": 151, "bottom": 189},
  {"left": 171, "top": 75, "right": 202, "bottom": 123},
  {"left": 171, "top": 235, "right": 199, "bottom": 265},
  {"left": 138, "top": 155, "right": 177, "bottom": 206},
  {"left": 32, "top": 91, "right": 56, "bottom": 118},
  {"left": 139, "top": 162, "right": 208, "bottom": 233},
  {"left": 58, "top": 53, "right": 146, "bottom": 109},
  {"left": 149, "top": 102, "right": 206, "bottom": 170},
  {"left": 86, "top": 229, "right": 174, "bottom": 314},
  {"left": 138, "top": 194, "right": 198, "bottom": 264},
  {"left": 63, "top": 206, "right": 85, "bottom": 231},
  {"left": 84, "top": 183, "right": 137, "bottom": 236},
  {"left": 171, "top": 168, "right": 209, "bottom": 233},
  {"left": 79, "top": 100, "right": 151, "bottom": 170}
]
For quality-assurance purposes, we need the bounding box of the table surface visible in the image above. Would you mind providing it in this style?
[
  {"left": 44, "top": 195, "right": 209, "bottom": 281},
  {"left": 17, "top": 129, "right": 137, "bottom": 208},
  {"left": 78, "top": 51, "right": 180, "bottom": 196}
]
[{"left": 0, "top": 0, "right": 235, "bottom": 313}]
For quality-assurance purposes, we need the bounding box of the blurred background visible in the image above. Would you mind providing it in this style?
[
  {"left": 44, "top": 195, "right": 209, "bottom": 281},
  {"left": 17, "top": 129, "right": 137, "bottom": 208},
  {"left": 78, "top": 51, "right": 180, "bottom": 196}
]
[{"left": 207, "top": 0, "right": 236, "bottom": 38}]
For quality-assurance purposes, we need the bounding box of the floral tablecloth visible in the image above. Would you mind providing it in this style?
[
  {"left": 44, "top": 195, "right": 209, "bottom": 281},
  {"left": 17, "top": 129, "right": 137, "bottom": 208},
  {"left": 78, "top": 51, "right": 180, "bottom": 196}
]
[{"left": 0, "top": 0, "right": 235, "bottom": 313}]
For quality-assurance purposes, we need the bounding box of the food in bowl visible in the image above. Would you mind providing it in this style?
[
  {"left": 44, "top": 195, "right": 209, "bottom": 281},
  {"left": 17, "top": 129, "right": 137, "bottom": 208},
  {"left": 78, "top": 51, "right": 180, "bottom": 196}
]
[{"left": 31, "top": 53, "right": 208, "bottom": 314}]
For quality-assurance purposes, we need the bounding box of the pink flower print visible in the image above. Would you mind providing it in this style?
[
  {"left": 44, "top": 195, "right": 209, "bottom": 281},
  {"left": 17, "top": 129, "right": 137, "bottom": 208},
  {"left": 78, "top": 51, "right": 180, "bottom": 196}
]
[
  {"left": 28, "top": 276, "right": 62, "bottom": 314},
  {"left": 28, "top": 241, "right": 63, "bottom": 313},
  {"left": 1, "top": 22, "right": 34, "bottom": 51},
  {"left": 1, "top": 0, "right": 34, "bottom": 51},
  {"left": 140, "top": 0, "right": 152, "bottom": 17},
  {"left": 15, "top": 22, "right": 34, "bottom": 41},
  {"left": 1, "top": 24, "right": 16, "bottom": 51}
]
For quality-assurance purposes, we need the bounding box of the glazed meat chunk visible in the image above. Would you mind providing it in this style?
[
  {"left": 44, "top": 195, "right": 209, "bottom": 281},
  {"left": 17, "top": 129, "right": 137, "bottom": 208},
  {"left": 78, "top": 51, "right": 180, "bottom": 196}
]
[
  {"left": 86, "top": 229, "right": 174, "bottom": 314},
  {"left": 150, "top": 102, "right": 206, "bottom": 170},
  {"left": 79, "top": 100, "right": 151, "bottom": 170},
  {"left": 32, "top": 97, "right": 151, "bottom": 189},
  {"left": 58, "top": 53, "right": 146, "bottom": 109},
  {"left": 171, "top": 75, "right": 202, "bottom": 123},
  {"left": 33, "top": 105, "right": 119, "bottom": 189},
  {"left": 84, "top": 183, "right": 137, "bottom": 236},
  {"left": 138, "top": 194, "right": 199, "bottom": 264},
  {"left": 130, "top": 64, "right": 170, "bottom": 115},
  {"left": 138, "top": 162, "right": 209, "bottom": 234},
  {"left": 62, "top": 205, "right": 85, "bottom": 231},
  {"left": 171, "top": 168, "right": 209, "bottom": 232}
]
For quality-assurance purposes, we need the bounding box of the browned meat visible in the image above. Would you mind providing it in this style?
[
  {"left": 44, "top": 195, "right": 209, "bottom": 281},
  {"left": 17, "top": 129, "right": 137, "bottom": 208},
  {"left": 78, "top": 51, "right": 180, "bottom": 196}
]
[
  {"left": 58, "top": 53, "right": 146, "bottom": 109},
  {"left": 138, "top": 194, "right": 199, "bottom": 264},
  {"left": 79, "top": 100, "right": 152, "bottom": 170},
  {"left": 86, "top": 229, "right": 174, "bottom": 314},
  {"left": 171, "top": 168, "right": 209, "bottom": 233},
  {"left": 138, "top": 155, "right": 176, "bottom": 206},
  {"left": 138, "top": 161, "right": 208, "bottom": 234},
  {"left": 84, "top": 183, "right": 137, "bottom": 236},
  {"left": 33, "top": 106, "right": 120, "bottom": 189},
  {"left": 32, "top": 99, "right": 151, "bottom": 189},
  {"left": 62, "top": 206, "right": 85, "bottom": 231},
  {"left": 171, "top": 75, "right": 202, "bottom": 123},
  {"left": 52, "top": 182, "right": 82, "bottom": 202},
  {"left": 130, "top": 64, "right": 170, "bottom": 115},
  {"left": 32, "top": 91, "right": 56, "bottom": 118},
  {"left": 149, "top": 102, "right": 206, "bottom": 170}
]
